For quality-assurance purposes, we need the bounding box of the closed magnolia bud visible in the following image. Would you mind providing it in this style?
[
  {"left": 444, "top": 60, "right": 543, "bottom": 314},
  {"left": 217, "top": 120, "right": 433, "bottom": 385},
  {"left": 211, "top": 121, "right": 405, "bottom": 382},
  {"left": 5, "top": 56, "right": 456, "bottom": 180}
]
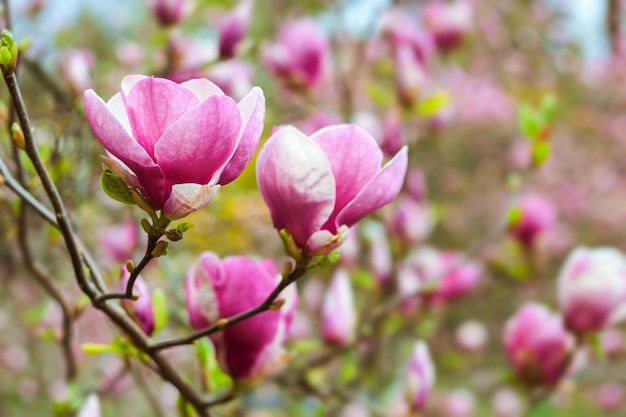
[
  {"left": 404, "top": 341, "right": 436, "bottom": 410},
  {"left": 120, "top": 267, "right": 155, "bottom": 335},
  {"left": 394, "top": 43, "right": 428, "bottom": 109},
  {"left": 422, "top": 0, "right": 473, "bottom": 53},
  {"left": 150, "top": 0, "right": 190, "bottom": 27},
  {"left": 185, "top": 252, "right": 297, "bottom": 381},
  {"left": 321, "top": 269, "right": 356, "bottom": 345},
  {"left": 503, "top": 302, "right": 574, "bottom": 387},
  {"left": 218, "top": 0, "right": 252, "bottom": 59},
  {"left": 508, "top": 194, "right": 557, "bottom": 247},
  {"left": 557, "top": 247, "right": 626, "bottom": 334}
]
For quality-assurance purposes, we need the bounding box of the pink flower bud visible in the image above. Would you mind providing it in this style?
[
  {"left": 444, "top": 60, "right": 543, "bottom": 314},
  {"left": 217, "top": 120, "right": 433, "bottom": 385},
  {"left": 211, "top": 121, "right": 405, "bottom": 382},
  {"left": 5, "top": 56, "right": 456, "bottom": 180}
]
[
  {"left": 444, "top": 389, "right": 476, "bottom": 417},
  {"left": 455, "top": 320, "right": 488, "bottom": 353},
  {"left": 339, "top": 226, "right": 361, "bottom": 267},
  {"left": 218, "top": 0, "right": 252, "bottom": 59},
  {"left": 387, "top": 195, "right": 436, "bottom": 246},
  {"left": 422, "top": 0, "right": 472, "bottom": 53},
  {"left": 120, "top": 267, "right": 155, "bottom": 335},
  {"left": 508, "top": 194, "right": 557, "bottom": 247},
  {"left": 361, "top": 220, "right": 392, "bottom": 285},
  {"left": 491, "top": 388, "right": 524, "bottom": 417},
  {"left": 404, "top": 341, "right": 435, "bottom": 410},
  {"left": 150, "top": 0, "right": 190, "bottom": 27},
  {"left": 256, "top": 125, "right": 408, "bottom": 256},
  {"left": 405, "top": 168, "right": 428, "bottom": 201},
  {"left": 322, "top": 269, "right": 356, "bottom": 345},
  {"left": 394, "top": 43, "right": 428, "bottom": 108},
  {"left": 557, "top": 247, "right": 626, "bottom": 333},
  {"left": 184, "top": 252, "right": 297, "bottom": 381},
  {"left": 59, "top": 49, "right": 94, "bottom": 96},
  {"left": 429, "top": 252, "right": 482, "bottom": 302},
  {"left": 381, "top": 110, "right": 407, "bottom": 157},
  {"left": 502, "top": 302, "right": 574, "bottom": 386},
  {"left": 98, "top": 220, "right": 138, "bottom": 265},
  {"left": 207, "top": 60, "right": 254, "bottom": 101},
  {"left": 596, "top": 382, "right": 625, "bottom": 411},
  {"left": 84, "top": 75, "right": 265, "bottom": 219},
  {"left": 380, "top": 10, "right": 435, "bottom": 66},
  {"left": 262, "top": 18, "right": 329, "bottom": 90}
]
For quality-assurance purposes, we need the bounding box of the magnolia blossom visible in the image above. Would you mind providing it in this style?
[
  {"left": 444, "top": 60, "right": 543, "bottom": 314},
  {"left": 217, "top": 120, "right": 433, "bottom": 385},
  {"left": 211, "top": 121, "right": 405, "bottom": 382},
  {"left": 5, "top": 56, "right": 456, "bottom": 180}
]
[
  {"left": 84, "top": 75, "right": 264, "bottom": 219},
  {"left": 387, "top": 195, "right": 436, "bottom": 246},
  {"left": 404, "top": 341, "right": 436, "bottom": 410},
  {"left": 262, "top": 18, "right": 329, "bottom": 90},
  {"left": 321, "top": 269, "right": 356, "bottom": 345},
  {"left": 361, "top": 220, "right": 392, "bottom": 285},
  {"left": 422, "top": 0, "right": 473, "bottom": 52},
  {"left": 120, "top": 267, "right": 155, "bottom": 335},
  {"left": 256, "top": 124, "right": 408, "bottom": 256},
  {"left": 508, "top": 194, "right": 557, "bottom": 247},
  {"left": 557, "top": 247, "right": 626, "bottom": 333},
  {"left": 150, "top": 0, "right": 190, "bottom": 26},
  {"left": 393, "top": 43, "right": 428, "bottom": 108},
  {"left": 503, "top": 302, "right": 574, "bottom": 386},
  {"left": 184, "top": 252, "right": 297, "bottom": 381},
  {"left": 218, "top": 0, "right": 252, "bottom": 59},
  {"left": 77, "top": 393, "right": 101, "bottom": 417}
]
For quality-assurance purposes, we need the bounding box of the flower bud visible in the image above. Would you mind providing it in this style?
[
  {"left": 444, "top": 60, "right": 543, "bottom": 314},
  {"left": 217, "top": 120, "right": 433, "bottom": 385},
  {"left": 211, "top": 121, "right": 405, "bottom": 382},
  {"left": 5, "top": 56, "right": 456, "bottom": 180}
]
[
  {"left": 98, "top": 220, "right": 138, "bottom": 265},
  {"left": 508, "top": 194, "right": 557, "bottom": 247},
  {"left": 321, "top": 269, "right": 356, "bottom": 345},
  {"left": 218, "top": 0, "right": 252, "bottom": 59},
  {"left": 120, "top": 267, "right": 155, "bottom": 335},
  {"left": 394, "top": 43, "right": 428, "bottom": 109},
  {"left": 77, "top": 393, "right": 101, "bottom": 417},
  {"left": 150, "top": 0, "right": 190, "bottom": 27},
  {"left": 387, "top": 195, "right": 436, "bottom": 246},
  {"left": 404, "top": 341, "right": 436, "bottom": 410},
  {"left": 444, "top": 389, "right": 476, "bottom": 417},
  {"left": 59, "top": 49, "right": 95, "bottom": 96},
  {"left": 0, "top": 30, "right": 18, "bottom": 76},
  {"left": 422, "top": 0, "right": 473, "bottom": 53},
  {"left": 557, "top": 247, "right": 626, "bottom": 334},
  {"left": 184, "top": 252, "right": 297, "bottom": 381},
  {"left": 502, "top": 302, "right": 574, "bottom": 386}
]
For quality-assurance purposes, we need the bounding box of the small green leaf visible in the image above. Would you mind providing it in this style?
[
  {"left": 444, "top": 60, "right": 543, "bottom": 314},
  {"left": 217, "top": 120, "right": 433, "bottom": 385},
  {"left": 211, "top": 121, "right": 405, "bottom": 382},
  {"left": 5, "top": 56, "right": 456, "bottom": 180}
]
[
  {"left": 81, "top": 343, "right": 127, "bottom": 356},
  {"left": 518, "top": 104, "right": 542, "bottom": 139},
  {"left": 507, "top": 206, "right": 523, "bottom": 227},
  {"left": 527, "top": 399, "right": 557, "bottom": 417},
  {"left": 417, "top": 90, "right": 451, "bottom": 117},
  {"left": 152, "top": 288, "right": 168, "bottom": 334},
  {"left": 531, "top": 140, "right": 550, "bottom": 166},
  {"left": 366, "top": 81, "right": 395, "bottom": 108},
  {"left": 589, "top": 332, "right": 605, "bottom": 360},
  {"left": 100, "top": 170, "right": 135, "bottom": 205},
  {"left": 176, "top": 222, "right": 194, "bottom": 233},
  {"left": 540, "top": 93, "right": 557, "bottom": 121}
]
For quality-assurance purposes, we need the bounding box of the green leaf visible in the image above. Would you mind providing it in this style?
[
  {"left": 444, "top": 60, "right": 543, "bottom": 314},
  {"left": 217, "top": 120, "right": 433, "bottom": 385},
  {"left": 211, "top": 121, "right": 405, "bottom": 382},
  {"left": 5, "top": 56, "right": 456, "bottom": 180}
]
[
  {"left": 152, "top": 288, "right": 168, "bottom": 334},
  {"left": 527, "top": 399, "right": 557, "bottom": 417},
  {"left": 176, "top": 222, "right": 194, "bottom": 233},
  {"left": 540, "top": 93, "right": 557, "bottom": 122},
  {"left": 417, "top": 91, "right": 451, "bottom": 117},
  {"left": 531, "top": 140, "right": 550, "bottom": 166},
  {"left": 366, "top": 81, "right": 395, "bottom": 108},
  {"left": 506, "top": 206, "right": 523, "bottom": 227},
  {"left": 176, "top": 395, "right": 195, "bottom": 417},
  {"left": 81, "top": 343, "right": 127, "bottom": 356},
  {"left": 589, "top": 332, "right": 605, "bottom": 361},
  {"left": 518, "top": 104, "right": 542, "bottom": 139},
  {"left": 100, "top": 170, "right": 135, "bottom": 205}
]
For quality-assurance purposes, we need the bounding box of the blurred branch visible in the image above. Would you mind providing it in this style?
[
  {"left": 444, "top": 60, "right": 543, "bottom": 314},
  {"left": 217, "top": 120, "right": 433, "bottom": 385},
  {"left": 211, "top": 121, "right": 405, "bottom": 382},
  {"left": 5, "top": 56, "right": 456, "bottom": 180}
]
[{"left": 607, "top": 0, "right": 621, "bottom": 55}]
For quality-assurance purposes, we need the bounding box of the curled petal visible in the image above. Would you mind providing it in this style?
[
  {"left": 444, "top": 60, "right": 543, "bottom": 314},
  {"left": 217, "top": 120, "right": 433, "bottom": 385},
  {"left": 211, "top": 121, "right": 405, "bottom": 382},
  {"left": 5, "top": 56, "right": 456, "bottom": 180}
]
[
  {"left": 162, "top": 183, "right": 220, "bottom": 220},
  {"left": 219, "top": 87, "right": 265, "bottom": 185},
  {"left": 304, "top": 225, "right": 349, "bottom": 256},
  {"left": 256, "top": 126, "right": 335, "bottom": 247},
  {"left": 181, "top": 78, "right": 226, "bottom": 100},
  {"left": 337, "top": 146, "right": 408, "bottom": 228}
]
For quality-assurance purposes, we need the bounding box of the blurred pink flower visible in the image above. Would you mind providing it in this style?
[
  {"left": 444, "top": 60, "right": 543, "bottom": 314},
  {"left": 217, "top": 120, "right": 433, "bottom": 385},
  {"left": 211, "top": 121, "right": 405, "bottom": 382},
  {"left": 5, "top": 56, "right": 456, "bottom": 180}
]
[
  {"left": 59, "top": 49, "right": 95, "bottom": 96},
  {"left": 77, "top": 394, "right": 101, "bottom": 417},
  {"left": 84, "top": 75, "right": 264, "bottom": 219},
  {"left": 422, "top": 0, "right": 473, "bottom": 52},
  {"left": 380, "top": 9, "right": 435, "bottom": 66},
  {"left": 207, "top": 60, "right": 254, "bottom": 101},
  {"left": 444, "top": 389, "right": 476, "bottom": 417},
  {"left": 120, "top": 267, "right": 155, "bottom": 335},
  {"left": 387, "top": 195, "right": 436, "bottom": 246},
  {"left": 322, "top": 269, "right": 356, "bottom": 345},
  {"left": 394, "top": 42, "right": 428, "bottom": 108},
  {"left": 256, "top": 124, "right": 408, "bottom": 256},
  {"left": 150, "top": 0, "right": 191, "bottom": 27},
  {"left": 292, "top": 111, "right": 342, "bottom": 135},
  {"left": 262, "top": 18, "right": 329, "bottom": 90},
  {"left": 455, "top": 320, "right": 488, "bottom": 353},
  {"left": 218, "top": 0, "right": 252, "bottom": 59},
  {"left": 557, "top": 247, "right": 626, "bottom": 334},
  {"left": 98, "top": 219, "right": 138, "bottom": 265},
  {"left": 508, "top": 194, "right": 557, "bottom": 247},
  {"left": 491, "top": 388, "right": 524, "bottom": 417},
  {"left": 503, "top": 302, "right": 574, "bottom": 386},
  {"left": 596, "top": 382, "right": 625, "bottom": 411},
  {"left": 404, "top": 341, "right": 436, "bottom": 410},
  {"left": 184, "top": 252, "right": 297, "bottom": 381}
]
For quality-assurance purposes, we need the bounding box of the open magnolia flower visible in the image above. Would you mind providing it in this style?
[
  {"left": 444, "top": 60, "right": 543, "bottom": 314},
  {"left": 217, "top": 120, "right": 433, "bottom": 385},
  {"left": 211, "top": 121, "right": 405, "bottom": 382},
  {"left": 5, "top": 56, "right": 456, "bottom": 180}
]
[
  {"left": 84, "top": 75, "right": 265, "bottom": 219},
  {"left": 257, "top": 124, "right": 408, "bottom": 256}
]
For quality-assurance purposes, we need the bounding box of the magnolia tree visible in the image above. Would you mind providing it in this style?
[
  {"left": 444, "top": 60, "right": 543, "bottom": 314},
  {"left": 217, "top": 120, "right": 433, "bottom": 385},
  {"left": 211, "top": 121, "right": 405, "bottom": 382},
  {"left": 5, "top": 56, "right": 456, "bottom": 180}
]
[{"left": 1, "top": 0, "right": 626, "bottom": 416}]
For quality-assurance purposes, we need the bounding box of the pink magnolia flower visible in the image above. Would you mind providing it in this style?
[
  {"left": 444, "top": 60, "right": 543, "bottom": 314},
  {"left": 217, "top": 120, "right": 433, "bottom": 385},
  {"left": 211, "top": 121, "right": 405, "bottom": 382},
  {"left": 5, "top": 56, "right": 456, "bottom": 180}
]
[
  {"left": 394, "top": 43, "right": 428, "bottom": 108},
  {"left": 262, "top": 18, "right": 329, "bottom": 90},
  {"left": 59, "top": 49, "right": 94, "bottom": 96},
  {"left": 380, "top": 9, "right": 435, "bottom": 66},
  {"left": 404, "top": 341, "right": 436, "bottom": 410},
  {"left": 321, "top": 269, "right": 356, "bottom": 345},
  {"left": 557, "top": 247, "right": 626, "bottom": 333},
  {"left": 150, "top": 0, "right": 191, "bottom": 27},
  {"left": 120, "top": 267, "right": 155, "bottom": 335},
  {"left": 98, "top": 219, "right": 138, "bottom": 265},
  {"left": 184, "top": 252, "right": 297, "bottom": 381},
  {"left": 508, "top": 194, "right": 557, "bottom": 247},
  {"left": 256, "top": 124, "right": 408, "bottom": 256},
  {"left": 77, "top": 394, "right": 101, "bottom": 417},
  {"left": 503, "top": 302, "right": 575, "bottom": 386},
  {"left": 386, "top": 195, "right": 436, "bottom": 246},
  {"left": 444, "top": 389, "right": 476, "bottom": 417},
  {"left": 84, "top": 75, "right": 265, "bottom": 219},
  {"left": 422, "top": 0, "right": 473, "bottom": 52},
  {"left": 361, "top": 220, "right": 392, "bottom": 285},
  {"left": 218, "top": 0, "right": 252, "bottom": 59}
]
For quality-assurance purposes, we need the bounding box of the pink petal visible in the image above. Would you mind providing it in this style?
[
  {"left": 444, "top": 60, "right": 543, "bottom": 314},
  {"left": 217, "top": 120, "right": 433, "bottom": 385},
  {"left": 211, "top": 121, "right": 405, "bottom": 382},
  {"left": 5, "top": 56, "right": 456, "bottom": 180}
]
[
  {"left": 121, "top": 74, "right": 148, "bottom": 100},
  {"left": 312, "top": 124, "right": 383, "bottom": 212},
  {"left": 256, "top": 126, "right": 335, "bottom": 247},
  {"left": 336, "top": 146, "right": 408, "bottom": 228},
  {"left": 218, "top": 87, "right": 265, "bottom": 185},
  {"left": 155, "top": 95, "right": 242, "bottom": 185},
  {"left": 180, "top": 78, "right": 225, "bottom": 100},
  {"left": 125, "top": 77, "right": 200, "bottom": 159},
  {"left": 161, "top": 183, "right": 220, "bottom": 220}
]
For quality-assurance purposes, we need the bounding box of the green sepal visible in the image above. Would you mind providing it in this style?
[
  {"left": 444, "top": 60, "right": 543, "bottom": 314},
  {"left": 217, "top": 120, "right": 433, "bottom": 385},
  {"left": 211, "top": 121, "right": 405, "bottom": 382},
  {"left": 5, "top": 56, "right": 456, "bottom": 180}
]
[
  {"left": 417, "top": 90, "right": 451, "bottom": 117},
  {"left": 100, "top": 169, "right": 135, "bottom": 205}
]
